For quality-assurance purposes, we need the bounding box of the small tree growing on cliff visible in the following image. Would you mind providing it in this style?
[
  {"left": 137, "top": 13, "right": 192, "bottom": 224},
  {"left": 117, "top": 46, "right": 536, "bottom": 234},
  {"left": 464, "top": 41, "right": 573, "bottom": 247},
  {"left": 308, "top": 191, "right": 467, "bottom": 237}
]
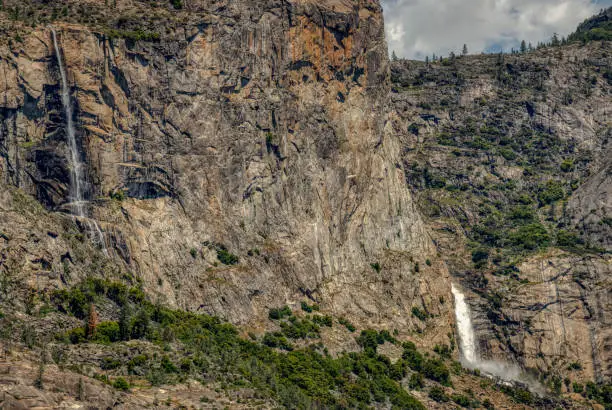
[
  {"left": 391, "top": 50, "right": 398, "bottom": 62},
  {"left": 119, "top": 304, "right": 131, "bottom": 341},
  {"left": 462, "top": 44, "right": 468, "bottom": 56}
]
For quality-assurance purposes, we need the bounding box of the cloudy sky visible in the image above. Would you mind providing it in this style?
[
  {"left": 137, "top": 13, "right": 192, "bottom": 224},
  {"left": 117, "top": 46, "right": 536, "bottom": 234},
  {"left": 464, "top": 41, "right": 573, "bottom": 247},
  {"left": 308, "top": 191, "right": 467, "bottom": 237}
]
[{"left": 381, "top": 0, "right": 612, "bottom": 59}]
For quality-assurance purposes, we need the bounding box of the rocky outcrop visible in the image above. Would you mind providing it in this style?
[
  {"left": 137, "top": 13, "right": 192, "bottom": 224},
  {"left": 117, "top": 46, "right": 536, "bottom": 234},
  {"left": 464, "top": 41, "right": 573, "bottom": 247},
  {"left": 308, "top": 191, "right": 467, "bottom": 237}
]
[{"left": 0, "top": 0, "right": 451, "bottom": 344}]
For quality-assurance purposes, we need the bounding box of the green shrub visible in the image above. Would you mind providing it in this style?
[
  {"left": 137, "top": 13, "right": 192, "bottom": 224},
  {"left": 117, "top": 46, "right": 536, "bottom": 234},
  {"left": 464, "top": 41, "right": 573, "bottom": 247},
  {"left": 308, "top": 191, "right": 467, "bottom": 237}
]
[
  {"left": 101, "top": 357, "right": 121, "bottom": 370},
  {"left": 300, "top": 301, "right": 319, "bottom": 312},
  {"left": 339, "top": 317, "right": 356, "bottom": 332},
  {"left": 112, "top": 377, "right": 129, "bottom": 391},
  {"left": 130, "top": 310, "right": 150, "bottom": 339},
  {"left": 180, "top": 358, "right": 192, "bottom": 373},
  {"left": 94, "top": 321, "right": 120, "bottom": 343},
  {"left": 262, "top": 332, "right": 293, "bottom": 351},
  {"left": 402, "top": 344, "right": 424, "bottom": 371},
  {"left": 370, "top": 262, "right": 381, "bottom": 273},
  {"left": 217, "top": 249, "right": 239, "bottom": 265},
  {"left": 312, "top": 315, "right": 332, "bottom": 327},
  {"left": 161, "top": 356, "right": 178, "bottom": 373},
  {"left": 433, "top": 344, "right": 451, "bottom": 359},
  {"left": 452, "top": 393, "right": 471, "bottom": 407},
  {"left": 499, "top": 148, "right": 517, "bottom": 160},
  {"left": 422, "top": 358, "right": 450, "bottom": 385},
  {"left": 356, "top": 330, "right": 382, "bottom": 355},
  {"left": 560, "top": 159, "right": 574, "bottom": 172},
  {"left": 508, "top": 223, "right": 550, "bottom": 250},
  {"left": 269, "top": 306, "right": 292, "bottom": 320},
  {"left": 280, "top": 318, "right": 320, "bottom": 339},
  {"left": 557, "top": 230, "right": 582, "bottom": 247},
  {"left": 67, "top": 327, "right": 86, "bottom": 344},
  {"left": 538, "top": 181, "right": 565, "bottom": 205},
  {"left": 109, "top": 190, "right": 125, "bottom": 201},
  {"left": 48, "top": 279, "right": 430, "bottom": 409},
  {"left": 408, "top": 372, "right": 424, "bottom": 389},
  {"left": 437, "top": 133, "right": 456, "bottom": 146},
  {"left": 471, "top": 248, "right": 489, "bottom": 265},
  {"left": 127, "top": 355, "right": 148, "bottom": 373},
  {"left": 509, "top": 206, "right": 535, "bottom": 220},
  {"left": 429, "top": 386, "right": 449, "bottom": 402},
  {"left": 573, "top": 382, "right": 583, "bottom": 393},
  {"left": 501, "top": 385, "right": 533, "bottom": 404},
  {"left": 411, "top": 306, "right": 427, "bottom": 321}
]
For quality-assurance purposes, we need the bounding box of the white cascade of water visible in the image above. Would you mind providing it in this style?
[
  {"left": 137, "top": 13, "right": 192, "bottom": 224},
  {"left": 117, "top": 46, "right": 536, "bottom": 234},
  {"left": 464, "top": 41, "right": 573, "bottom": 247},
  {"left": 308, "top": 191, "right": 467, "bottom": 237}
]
[
  {"left": 451, "top": 283, "right": 545, "bottom": 393},
  {"left": 451, "top": 283, "right": 477, "bottom": 365},
  {"left": 87, "top": 219, "right": 109, "bottom": 257},
  {"left": 51, "top": 28, "right": 108, "bottom": 256},
  {"left": 52, "top": 28, "right": 85, "bottom": 217}
]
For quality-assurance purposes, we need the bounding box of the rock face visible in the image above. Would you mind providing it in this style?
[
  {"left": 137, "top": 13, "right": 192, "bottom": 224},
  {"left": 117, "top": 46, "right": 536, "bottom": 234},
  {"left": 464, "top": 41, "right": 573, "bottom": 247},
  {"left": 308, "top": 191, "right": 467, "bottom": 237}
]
[
  {"left": 0, "top": 0, "right": 451, "bottom": 341},
  {"left": 389, "top": 41, "right": 611, "bottom": 382}
]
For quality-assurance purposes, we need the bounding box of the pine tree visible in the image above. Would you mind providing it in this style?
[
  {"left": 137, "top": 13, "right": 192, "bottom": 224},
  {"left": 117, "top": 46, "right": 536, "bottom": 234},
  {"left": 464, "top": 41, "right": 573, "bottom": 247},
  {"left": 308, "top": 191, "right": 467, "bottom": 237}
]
[
  {"left": 131, "top": 309, "right": 150, "bottom": 339},
  {"left": 552, "top": 33, "right": 560, "bottom": 46},
  {"left": 425, "top": 56, "right": 429, "bottom": 65},
  {"left": 462, "top": 44, "right": 468, "bottom": 56},
  {"left": 520, "top": 40, "right": 527, "bottom": 53},
  {"left": 391, "top": 50, "right": 398, "bottom": 62},
  {"left": 119, "top": 304, "right": 131, "bottom": 341}
]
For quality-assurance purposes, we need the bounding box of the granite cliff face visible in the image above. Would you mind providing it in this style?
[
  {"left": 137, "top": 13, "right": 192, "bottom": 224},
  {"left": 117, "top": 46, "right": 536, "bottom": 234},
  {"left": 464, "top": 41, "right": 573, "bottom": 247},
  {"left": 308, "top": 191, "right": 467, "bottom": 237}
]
[
  {"left": 0, "top": 0, "right": 450, "bottom": 339},
  {"left": 390, "top": 39, "right": 611, "bottom": 385},
  {"left": 0, "top": 0, "right": 611, "bottom": 408}
]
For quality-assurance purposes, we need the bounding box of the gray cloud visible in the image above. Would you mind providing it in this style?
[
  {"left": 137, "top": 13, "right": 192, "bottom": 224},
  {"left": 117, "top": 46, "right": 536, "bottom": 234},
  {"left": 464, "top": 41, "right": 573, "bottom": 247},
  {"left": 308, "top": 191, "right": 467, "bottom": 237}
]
[{"left": 381, "top": 0, "right": 612, "bottom": 59}]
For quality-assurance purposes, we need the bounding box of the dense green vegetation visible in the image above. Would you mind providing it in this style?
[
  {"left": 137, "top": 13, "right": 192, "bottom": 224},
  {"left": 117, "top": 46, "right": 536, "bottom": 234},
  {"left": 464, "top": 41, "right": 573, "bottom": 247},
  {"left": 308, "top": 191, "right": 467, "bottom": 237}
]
[
  {"left": 48, "top": 278, "right": 593, "bottom": 408},
  {"left": 569, "top": 8, "right": 612, "bottom": 43},
  {"left": 50, "top": 278, "right": 430, "bottom": 409}
]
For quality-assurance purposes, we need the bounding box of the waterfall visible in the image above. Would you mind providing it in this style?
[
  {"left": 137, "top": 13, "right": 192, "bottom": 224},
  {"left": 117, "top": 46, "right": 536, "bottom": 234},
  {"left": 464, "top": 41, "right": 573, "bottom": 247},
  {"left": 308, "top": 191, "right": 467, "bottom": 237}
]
[
  {"left": 51, "top": 28, "right": 108, "bottom": 256},
  {"left": 451, "top": 284, "right": 477, "bottom": 365},
  {"left": 451, "top": 283, "right": 544, "bottom": 392},
  {"left": 52, "top": 28, "right": 85, "bottom": 217}
]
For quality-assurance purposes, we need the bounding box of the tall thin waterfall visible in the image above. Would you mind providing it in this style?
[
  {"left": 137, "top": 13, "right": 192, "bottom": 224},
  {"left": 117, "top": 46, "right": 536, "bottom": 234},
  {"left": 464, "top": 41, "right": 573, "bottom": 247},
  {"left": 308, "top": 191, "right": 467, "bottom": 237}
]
[
  {"left": 52, "top": 28, "right": 85, "bottom": 217},
  {"left": 451, "top": 284, "right": 477, "bottom": 365},
  {"left": 51, "top": 28, "right": 107, "bottom": 255}
]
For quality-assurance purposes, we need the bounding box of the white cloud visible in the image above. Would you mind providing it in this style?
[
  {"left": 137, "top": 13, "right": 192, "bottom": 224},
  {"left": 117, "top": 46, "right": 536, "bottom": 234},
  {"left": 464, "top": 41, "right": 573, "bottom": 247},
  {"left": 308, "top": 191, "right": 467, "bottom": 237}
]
[{"left": 381, "top": 0, "right": 611, "bottom": 59}]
